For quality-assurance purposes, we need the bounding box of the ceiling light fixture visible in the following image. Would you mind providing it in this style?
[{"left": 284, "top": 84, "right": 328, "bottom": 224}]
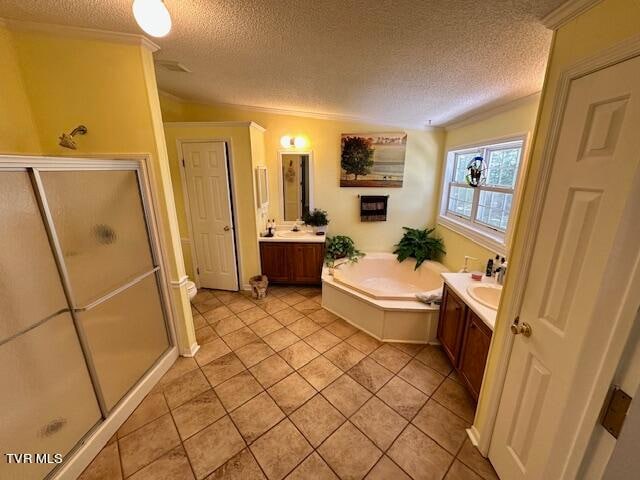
[{"left": 132, "top": 0, "right": 172, "bottom": 38}]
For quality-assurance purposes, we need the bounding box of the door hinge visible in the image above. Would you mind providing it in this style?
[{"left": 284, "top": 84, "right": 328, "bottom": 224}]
[
  {"left": 196, "top": 266, "right": 200, "bottom": 275},
  {"left": 182, "top": 158, "right": 185, "bottom": 167},
  {"left": 600, "top": 386, "right": 632, "bottom": 438}
]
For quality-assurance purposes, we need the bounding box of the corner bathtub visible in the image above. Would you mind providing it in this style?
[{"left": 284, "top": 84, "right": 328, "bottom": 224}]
[{"left": 321, "top": 252, "right": 448, "bottom": 344}]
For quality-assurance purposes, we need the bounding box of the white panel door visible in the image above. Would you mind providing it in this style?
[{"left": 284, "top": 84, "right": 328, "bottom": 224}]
[
  {"left": 490, "top": 55, "right": 640, "bottom": 479},
  {"left": 182, "top": 141, "right": 238, "bottom": 291}
]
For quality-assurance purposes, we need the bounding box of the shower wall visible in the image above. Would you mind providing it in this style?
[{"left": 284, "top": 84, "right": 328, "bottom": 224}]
[{"left": 0, "top": 159, "right": 173, "bottom": 479}]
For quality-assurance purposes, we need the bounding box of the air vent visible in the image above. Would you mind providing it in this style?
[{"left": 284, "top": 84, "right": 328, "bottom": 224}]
[{"left": 156, "top": 60, "right": 192, "bottom": 73}]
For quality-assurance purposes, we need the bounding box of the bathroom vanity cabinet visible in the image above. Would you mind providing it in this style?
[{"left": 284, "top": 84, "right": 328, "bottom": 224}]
[
  {"left": 438, "top": 283, "right": 493, "bottom": 400},
  {"left": 259, "top": 241, "right": 325, "bottom": 285}
]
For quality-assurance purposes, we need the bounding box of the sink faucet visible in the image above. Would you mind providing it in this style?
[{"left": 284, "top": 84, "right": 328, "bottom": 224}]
[{"left": 292, "top": 219, "right": 302, "bottom": 232}]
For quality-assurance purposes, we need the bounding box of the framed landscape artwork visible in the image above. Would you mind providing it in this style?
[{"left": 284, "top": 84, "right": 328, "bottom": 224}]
[{"left": 340, "top": 132, "right": 407, "bottom": 187}]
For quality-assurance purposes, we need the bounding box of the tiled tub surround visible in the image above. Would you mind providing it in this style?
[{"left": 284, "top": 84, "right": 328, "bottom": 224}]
[{"left": 80, "top": 287, "right": 498, "bottom": 480}]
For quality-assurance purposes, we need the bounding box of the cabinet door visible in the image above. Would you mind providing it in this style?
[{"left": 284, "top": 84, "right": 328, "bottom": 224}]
[
  {"left": 292, "top": 243, "right": 324, "bottom": 284},
  {"left": 260, "top": 243, "right": 291, "bottom": 283},
  {"left": 437, "top": 285, "right": 467, "bottom": 365},
  {"left": 459, "top": 309, "right": 492, "bottom": 401}
]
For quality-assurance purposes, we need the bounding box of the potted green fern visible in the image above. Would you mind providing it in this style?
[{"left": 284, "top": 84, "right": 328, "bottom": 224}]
[{"left": 394, "top": 227, "right": 445, "bottom": 270}]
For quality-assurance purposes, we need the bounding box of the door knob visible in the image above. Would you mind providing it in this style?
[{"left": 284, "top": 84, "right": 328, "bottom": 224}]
[
  {"left": 510, "top": 316, "right": 532, "bottom": 337},
  {"left": 224, "top": 226, "right": 230, "bottom": 231}
]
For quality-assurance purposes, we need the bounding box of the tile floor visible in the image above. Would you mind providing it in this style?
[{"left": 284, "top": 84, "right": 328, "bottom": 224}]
[{"left": 79, "top": 286, "right": 499, "bottom": 480}]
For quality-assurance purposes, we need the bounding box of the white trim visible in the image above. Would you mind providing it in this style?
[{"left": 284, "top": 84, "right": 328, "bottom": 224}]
[
  {"left": 444, "top": 92, "right": 541, "bottom": 130},
  {"left": 165, "top": 121, "right": 266, "bottom": 132},
  {"left": 176, "top": 138, "right": 242, "bottom": 291},
  {"left": 51, "top": 348, "right": 178, "bottom": 480},
  {"left": 437, "top": 134, "right": 530, "bottom": 255},
  {"left": 170, "top": 275, "right": 189, "bottom": 288},
  {"left": 466, "top": 426, "right": 482, "bottom": 447},
  {"left": 477, "top": 35, "right": 640, "bottom": 463},
  {"left": 438, "top": 216, "right": 506, "bottom": 256},
  {"left": 0, "top": 17, "right": 160, "bottom": 52},
  {"left": 183, "top": 342, "right": 201, "bottom": 357},
  {"left": 159, "top": 94, "right": 440, "bottom": 130},
  {"left": 158, "top": 90, "right": 186, "bottom": 103},
  {"left": 277, "top": 149, "right": 315, "bottom": 223},
  {"left": 541, "top": 0, "right": 603, "bottom": 30}
]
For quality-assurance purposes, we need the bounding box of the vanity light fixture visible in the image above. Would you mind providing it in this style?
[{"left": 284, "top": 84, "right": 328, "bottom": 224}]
[
  {"left": 280, "top": 135, "right": 292, "bottom": 148},
  {"left": 132, "top": 0, "right": 172, "bottom": 38},
  {"left": 280, "top": 135, "right": 307, "bottom": 148}
]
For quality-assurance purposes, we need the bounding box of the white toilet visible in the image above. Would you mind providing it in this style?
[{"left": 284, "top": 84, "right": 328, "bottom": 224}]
[{"left": 186, "top": 280, "right": 197, "bottom": 301}]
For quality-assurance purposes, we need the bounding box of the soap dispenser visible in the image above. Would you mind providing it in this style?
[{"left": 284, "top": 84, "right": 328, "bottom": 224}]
[{"left": 485, "top": 258, "right": 494, "bottom": 277}]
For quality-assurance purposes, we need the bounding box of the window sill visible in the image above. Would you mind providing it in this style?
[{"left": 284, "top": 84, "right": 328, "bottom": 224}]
[{"left": 438, "top": 215, "right": 507, "bottom": 256}]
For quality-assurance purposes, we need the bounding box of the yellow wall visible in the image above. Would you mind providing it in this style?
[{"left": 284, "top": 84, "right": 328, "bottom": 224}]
[
  {"left": 0, "top": 25, "right": 196, "bottom": 354},
  {"left": 437, "top": 95, "right": 541, "bottom": 271},
  {"left": 0, "top": 25, "right": 41, "bottom": 153},
  {"left": 159, "top": 95, "right": 445, "bottom": 262},
  {"left": 163, "top": 122, "right": 264, "bottom": 286},
  {"left": 475, "top": 0, "right": 640, "bottom": 438}
]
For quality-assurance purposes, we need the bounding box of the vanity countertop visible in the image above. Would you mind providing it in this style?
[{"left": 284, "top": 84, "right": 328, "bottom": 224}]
[
  {"left": 441, "top": 272, "right": 499, "bottom": 331},
  {"left": 258, "top": 229, "right": 326, "bottom": 243}
]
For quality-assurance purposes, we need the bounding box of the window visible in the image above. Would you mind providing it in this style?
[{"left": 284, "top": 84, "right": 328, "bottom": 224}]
[{"left": 439, "top": 137, "right": 525, "bottom": 252}]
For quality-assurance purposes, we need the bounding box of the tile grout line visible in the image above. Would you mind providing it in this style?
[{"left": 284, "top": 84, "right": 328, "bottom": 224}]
[
  {"left": 217, "top": 286, "right": 486, "bottom": 479},
  {"left": 163, "top": 390, "right": 200, "bottom": 480},
  {"left": 101, "top": 285, "right": 484, "bottom": 480}
]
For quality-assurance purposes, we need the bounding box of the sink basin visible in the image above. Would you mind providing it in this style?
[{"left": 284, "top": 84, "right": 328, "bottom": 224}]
[
  {"left": 276, "top": 230, "right": 312, "bottom": 238},
  {"left": 467, "top": 284, "right": 502, "bottom": 310}
]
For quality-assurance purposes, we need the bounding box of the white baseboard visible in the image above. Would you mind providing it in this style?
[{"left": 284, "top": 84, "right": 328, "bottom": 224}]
[
  {"left": 51, "top": 348, "right": 178, "bottom": 479},
  {"left": 183, "top": 342, "right": 200, "bottom": 357},
  {"left": 466, "top": 426, "right": 482, "bottom": 449}
]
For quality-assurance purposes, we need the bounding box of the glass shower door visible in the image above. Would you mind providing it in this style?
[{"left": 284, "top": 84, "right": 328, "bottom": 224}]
[
  {"left": 0, "top": 171, "right": 101, "bottom": 480},
  {"left": 39, "top": 169, "right": 170, "bottom": 411}
]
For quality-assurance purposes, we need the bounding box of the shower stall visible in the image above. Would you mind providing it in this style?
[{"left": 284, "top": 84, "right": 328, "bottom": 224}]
[{"left": 0, "top": 157, "right": 176, "bottom": 480}]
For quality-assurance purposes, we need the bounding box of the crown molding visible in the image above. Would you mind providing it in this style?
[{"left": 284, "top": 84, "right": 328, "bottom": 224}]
[
  {"left": 157, "top": 90, "right": 434, "bottom": 131},
  {"left": 443, "top": 92, "right": 541, "bottom": 131},
  {"left": 164, "top": 121, "right": 266, "bottom": 132},
  {"left": 158, "top": 90, "right": 186, "bottom": 103},
  {"left": 541, "top": 0, "right": 602, "bottom": 30},
  {"left": 0, "top": 18, "right": 160, "bottom": 52}
]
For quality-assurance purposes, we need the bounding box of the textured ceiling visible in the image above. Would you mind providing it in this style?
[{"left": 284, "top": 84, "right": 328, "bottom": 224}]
[{"left": 0, "top": 0, "right": 565, "bottom": 127}]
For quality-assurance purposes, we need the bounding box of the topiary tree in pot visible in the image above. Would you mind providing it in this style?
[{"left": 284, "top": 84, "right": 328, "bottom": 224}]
[{"left": 302, "top": 208, "right": 329, "bottom": 235}]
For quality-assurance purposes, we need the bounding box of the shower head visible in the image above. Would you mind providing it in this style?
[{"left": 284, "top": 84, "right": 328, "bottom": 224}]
[{"left": 59, "top": 125, "right": 88, "bottom": 149}]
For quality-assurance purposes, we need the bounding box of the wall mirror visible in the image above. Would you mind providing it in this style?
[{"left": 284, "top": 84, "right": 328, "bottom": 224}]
[
  {"left": 255, "top": 166, "right": 269, "bottom": 213},
  {"left": 278, "top": 151, "right": 314, "bottom": 222}
]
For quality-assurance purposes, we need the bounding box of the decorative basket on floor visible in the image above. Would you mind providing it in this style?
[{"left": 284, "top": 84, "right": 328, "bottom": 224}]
[{"left": 249, "top": 275, "right": 269, "bottom": 299}]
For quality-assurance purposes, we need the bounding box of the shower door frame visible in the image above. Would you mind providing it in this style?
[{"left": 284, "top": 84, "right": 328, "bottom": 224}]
[{"left": 0, "top": 155, "right": 180, "bottom": 479}]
